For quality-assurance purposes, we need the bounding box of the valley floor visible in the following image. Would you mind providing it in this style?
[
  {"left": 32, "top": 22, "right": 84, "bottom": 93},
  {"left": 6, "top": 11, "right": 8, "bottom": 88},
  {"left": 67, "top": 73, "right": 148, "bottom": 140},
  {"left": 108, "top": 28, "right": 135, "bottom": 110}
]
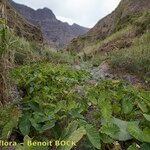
[{"left": 0, "top": 26, "right": 150, "bottom": 150}]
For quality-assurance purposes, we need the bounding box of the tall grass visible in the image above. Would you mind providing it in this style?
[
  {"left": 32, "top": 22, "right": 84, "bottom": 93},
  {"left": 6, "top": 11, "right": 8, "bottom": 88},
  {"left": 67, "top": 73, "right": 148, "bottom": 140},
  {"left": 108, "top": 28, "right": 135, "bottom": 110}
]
[
  {"left": 1, "top": 29, "right": 77, "bottom": 65},
  {"left": 0, "top": 27, "right": 15, "bottom": 104},
  {"left": 78, "top": 25, "right": 132, "bottom": 59},
  {"left": 0, "top": 28, "right": 79, "bottom": 104},
  {"left": 109, "top": 32, "right": 150, "bottom": 80}
]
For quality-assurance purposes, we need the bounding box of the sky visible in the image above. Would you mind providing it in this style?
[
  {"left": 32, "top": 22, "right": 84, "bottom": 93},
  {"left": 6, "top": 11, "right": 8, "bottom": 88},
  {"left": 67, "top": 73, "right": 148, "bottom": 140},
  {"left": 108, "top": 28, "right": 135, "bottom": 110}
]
[{"left": 13, "top": 0, "right": 121, "bottom": 28}]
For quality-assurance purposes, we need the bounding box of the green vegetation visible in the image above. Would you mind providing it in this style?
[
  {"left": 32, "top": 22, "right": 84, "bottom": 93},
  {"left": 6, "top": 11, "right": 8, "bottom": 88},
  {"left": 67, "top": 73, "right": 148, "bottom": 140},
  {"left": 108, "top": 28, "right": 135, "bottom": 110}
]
[
  {"left": 75, "top": 25, "right": 133, "bottom": 59},
  {"left": 10, "top": 63, "right": 89, "bottom": 136},
  {"left": 109, "top": 32, "right": 150, "bottom": 84},
  {"left": 0, "top": 29, "right": 149, "bottom": 149},
  {"left": 134, "top": 11, "right": 150, "bottom": 35},
  {"left": 76, "top": 12, "right": 150, "bottom": 86},
  {"left": 1, "top": 65, "right": 150, "bottom": 149},
  {"left": 0, "top": 105, "right": 21, "bottom": 139},
  {"left": 0, "top": 6, "right": 150, "bottom": 150},
  {"left": 86, "top": 80, "right": 150, "bottom": 149},
  {"left": 1, "top": 29, "right": 77, "bottom": 67},
  {"left": 71, "top": 11, "right": 150, "bottom": 59}
]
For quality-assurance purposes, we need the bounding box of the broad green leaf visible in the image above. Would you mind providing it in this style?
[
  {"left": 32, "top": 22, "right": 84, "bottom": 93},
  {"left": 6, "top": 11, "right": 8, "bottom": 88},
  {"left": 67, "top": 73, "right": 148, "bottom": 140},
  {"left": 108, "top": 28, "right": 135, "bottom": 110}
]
[
  {"left": 137, "top": 101, "right": 148, "bottom": 113},
  {"left": 127, "top": 143, "right": 139, "bottom": 150},
  {"left": 100, "top": 122, "right": 120, "bottom": 140},
  {"left": 112, "top": 118, "right": 137, "bottom": 141},
  {"left": 122, "top": 99, "right": 133, "bottom": 114},
  {"left": 128, "top": 123, "right": 143, "bottom": 141},
  {"left": 141, "top": 143, "right": 150, "bottom": 150},
  {"left": 69, "top": 110, "right": 84, "bottom": 119},
  {"left": 140, "top": 91, "right": 150, "bottom": 107},
  {"left": 58, "top": 127, "right": 86, "bottom": 150},
  {"left": 89, "top": 97, "right": 98, "bottom": 105},
  {"left": 112, "top": 105, "right": 121, "bottom": 113},
  {"left": 52, "top": 123, "right": 62, "bottom": 138},
  {"left": 29, "top": 86, "right": 34, "bottom": 94},
  {"left": 40, "top": 121, "right": 55, "bottom": 133},
  {"left": 78, "top": 119, "right": 88, "bottom": 126},
  {"left": 19, "top": 115, "right": 31, "bottom": 136},
  {"left": 85, "top": 124, "right": 101, "bottom": 149},
  {"left": 143, "top": 114, "right": 150, "bottom": 121},
  {"left": 61, "top": 120, "right": 79, "bottom": 139},
  {"left": 1, "top": 107, "right": 21, "bottom": 139},
  {"left": 2, "top": 121, "right": 14, "bottom": 139},
  {"left": 143, "top": 127, "right": 150, "bottom": 134},
  {"left": 101, "top": 118, "right": 139, "bottom": 141},
  {"left": 128, "top": 123, "right": 150, "bottom": 142},
  {"left": 29, "top": 118, "right": 42, "bottom": 131},
  {"left": 100, "top": 133, "right": 114, "bottom": 144},
  {"left": 98, "top": 98, "right": 112, "bottom": 121}
]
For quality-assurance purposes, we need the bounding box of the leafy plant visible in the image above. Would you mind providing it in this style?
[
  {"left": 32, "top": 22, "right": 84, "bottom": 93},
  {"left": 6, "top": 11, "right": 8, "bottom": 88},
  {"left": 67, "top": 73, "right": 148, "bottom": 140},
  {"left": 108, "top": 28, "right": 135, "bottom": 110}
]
[
  {"left": 11, "top": 63, "right": 90, "bottom": 141},
  {"left": 15, "top": 135, "right": 48, "bottom": 150},
  {"left": 0, "top": 104, "right": 21, "bottom": 139},
  {"left": 87, "top": 80, "right": 150, "bottom": 146}
]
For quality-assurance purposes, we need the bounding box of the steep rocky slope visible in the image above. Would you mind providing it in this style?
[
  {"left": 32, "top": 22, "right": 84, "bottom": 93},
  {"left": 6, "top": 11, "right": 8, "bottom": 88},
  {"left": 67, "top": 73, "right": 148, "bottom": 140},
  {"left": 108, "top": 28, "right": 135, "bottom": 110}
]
[
  {"left": 67, "top": 0, "right": 150, "bottom": 52},
  {"left": 9, "top": 0, "right": 89, "bottom": 47},
  {"left": 3, "top": 0, "right": 43, "bottom": 42}
]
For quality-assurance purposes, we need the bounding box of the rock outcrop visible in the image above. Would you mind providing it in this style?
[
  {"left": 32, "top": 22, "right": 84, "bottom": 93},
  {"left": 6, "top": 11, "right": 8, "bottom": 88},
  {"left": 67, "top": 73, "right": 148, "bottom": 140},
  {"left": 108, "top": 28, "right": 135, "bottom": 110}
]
[{"left": 5, "top": 0, "right": 43, "bottom": 42}]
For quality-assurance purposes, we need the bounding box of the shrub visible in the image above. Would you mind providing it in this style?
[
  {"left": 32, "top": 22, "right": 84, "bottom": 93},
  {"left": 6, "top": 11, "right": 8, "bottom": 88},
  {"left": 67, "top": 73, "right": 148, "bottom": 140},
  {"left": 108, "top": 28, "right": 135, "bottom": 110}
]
[
  {"left": 109, "top": 32, "right": 150, "bottom": 80},
  {"left": 11, "top": 63, "right": 90, "bottom": 136},
  {"left": 0, "top": 104, "right": 21, "bottom": 139},
  {"left": 44, "top": 50, "right": 76, "bottom": 64},
  {"left": 10, "top": 63, "right": 150, "bottom": 150},
  {"left": 134, "top": 11, "right": 150, "bottom": 35},
  {"left": 87, "top": 80, "right": 150, "bottom": 148}
]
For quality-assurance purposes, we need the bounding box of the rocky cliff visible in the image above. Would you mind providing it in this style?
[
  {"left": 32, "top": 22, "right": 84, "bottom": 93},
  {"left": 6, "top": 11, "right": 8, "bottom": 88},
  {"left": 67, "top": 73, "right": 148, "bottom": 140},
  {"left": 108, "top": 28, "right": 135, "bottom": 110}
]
[
  {"left": 67, "top": 0, "right": 150, "bottom": 52},
  {"left": 4, "top": 0, "right": 43, "bottom": 42},
  {"left": 9, "top": 0, "right": 89, "bottom": 47}
]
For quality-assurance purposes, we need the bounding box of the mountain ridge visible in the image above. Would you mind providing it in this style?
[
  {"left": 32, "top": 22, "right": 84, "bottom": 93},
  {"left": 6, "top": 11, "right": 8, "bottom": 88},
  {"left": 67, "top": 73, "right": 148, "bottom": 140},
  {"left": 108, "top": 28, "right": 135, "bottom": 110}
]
[
  {"left": 67, "top": 0, "right": 150, "bottom": 52},
  {"left": 9, "top": 0, "right": 89, "bottom": 47},
  {"left": 2, "top": 0, "right": 43, "bottom": 42}
]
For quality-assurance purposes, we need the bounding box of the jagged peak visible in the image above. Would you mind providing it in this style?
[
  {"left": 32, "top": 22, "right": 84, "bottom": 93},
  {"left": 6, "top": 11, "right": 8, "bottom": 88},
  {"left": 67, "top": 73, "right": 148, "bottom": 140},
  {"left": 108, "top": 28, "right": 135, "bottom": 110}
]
[
  {"left": 36, "top": 7, "right": 56, "bottom": 19},
  {"left": 36, "top": 7, "right": 53, "bottom": 13},
  {"left": 9, "top": 0, "right": 89, "bottom": 46}
]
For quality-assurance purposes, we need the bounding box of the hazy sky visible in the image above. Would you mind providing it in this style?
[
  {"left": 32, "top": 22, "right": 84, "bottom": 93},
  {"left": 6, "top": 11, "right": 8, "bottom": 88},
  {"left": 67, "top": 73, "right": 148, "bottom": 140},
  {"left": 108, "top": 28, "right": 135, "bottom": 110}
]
[{"left": 13, "top": 0, "right": 121, "bottom": 28}]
